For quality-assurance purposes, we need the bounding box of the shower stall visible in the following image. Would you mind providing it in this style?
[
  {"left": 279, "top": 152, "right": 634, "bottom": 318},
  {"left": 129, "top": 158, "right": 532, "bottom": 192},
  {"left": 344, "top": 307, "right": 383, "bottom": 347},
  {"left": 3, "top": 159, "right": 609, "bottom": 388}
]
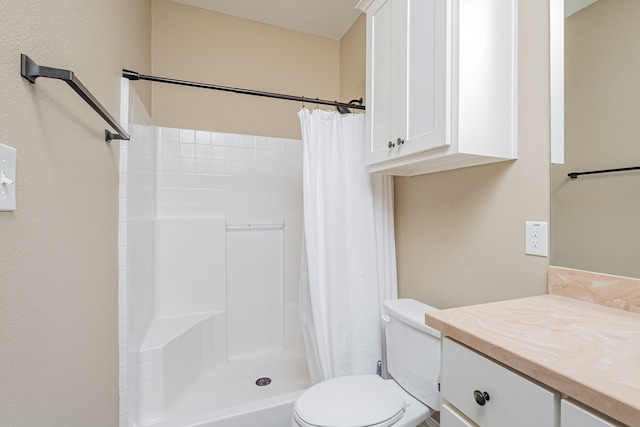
[{"left": 118, "top": 80, "right": 310, "bottom": 427}]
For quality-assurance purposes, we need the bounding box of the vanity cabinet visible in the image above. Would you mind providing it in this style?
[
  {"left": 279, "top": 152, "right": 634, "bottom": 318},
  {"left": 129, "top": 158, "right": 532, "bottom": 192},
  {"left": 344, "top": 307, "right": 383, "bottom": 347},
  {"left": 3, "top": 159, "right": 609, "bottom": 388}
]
[
  {"left": 441, "top": 338, "right": 560, "bottom": 427},
  {"left": 441, "top": 403, "right": 476, "bottom": 427},
  {"left": 440, "top": 338, "right": 629, "bottom": 427},
  {"left": 357, "top": 0, "right": 518, "bottom": 176},
  {"left": 561, "top": 399, "right": 624, "bottom": 427}
]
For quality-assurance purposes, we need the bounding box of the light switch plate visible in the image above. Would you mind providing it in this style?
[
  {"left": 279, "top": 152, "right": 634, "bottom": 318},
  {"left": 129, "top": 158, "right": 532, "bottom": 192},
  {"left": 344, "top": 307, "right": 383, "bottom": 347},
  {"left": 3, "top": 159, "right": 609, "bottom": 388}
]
[
  {"left": 0, "top": 143, "right": 17, "bottom": 211},
  {"left": 525, "top": 221, "right": 548, "bottom": 257}
]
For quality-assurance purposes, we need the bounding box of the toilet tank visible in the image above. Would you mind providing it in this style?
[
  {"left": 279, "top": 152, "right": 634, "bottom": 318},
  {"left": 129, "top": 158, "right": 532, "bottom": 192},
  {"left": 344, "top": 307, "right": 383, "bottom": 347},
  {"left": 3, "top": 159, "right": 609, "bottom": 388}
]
[{"left": 383, "top": 299, "right": 441, "bottom": 410}]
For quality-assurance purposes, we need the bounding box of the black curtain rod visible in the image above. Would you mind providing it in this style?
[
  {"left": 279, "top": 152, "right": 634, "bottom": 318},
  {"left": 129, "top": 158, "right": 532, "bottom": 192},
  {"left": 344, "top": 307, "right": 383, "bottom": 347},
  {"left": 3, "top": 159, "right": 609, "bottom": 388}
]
[
  {"left": 123, "top": 70, "right": 365, "bottom": 112},
  {"left": 568, "top": 166, "right": 640, "bottom": 179}
]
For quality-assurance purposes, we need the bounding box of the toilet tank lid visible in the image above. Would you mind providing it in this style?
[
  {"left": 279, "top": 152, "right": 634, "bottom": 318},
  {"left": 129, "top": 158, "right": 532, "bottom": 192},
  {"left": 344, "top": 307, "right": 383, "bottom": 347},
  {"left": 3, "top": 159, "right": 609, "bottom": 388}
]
[{"left": 383, "top": 299, "right": 441, "bottom": 337}]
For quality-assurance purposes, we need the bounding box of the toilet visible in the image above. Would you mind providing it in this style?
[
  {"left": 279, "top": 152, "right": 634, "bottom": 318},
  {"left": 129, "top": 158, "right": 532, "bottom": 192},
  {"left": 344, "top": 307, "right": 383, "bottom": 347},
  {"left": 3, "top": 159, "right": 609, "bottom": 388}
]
[{"left": 292, "top": 299, "right": 441, "bottom": 427}]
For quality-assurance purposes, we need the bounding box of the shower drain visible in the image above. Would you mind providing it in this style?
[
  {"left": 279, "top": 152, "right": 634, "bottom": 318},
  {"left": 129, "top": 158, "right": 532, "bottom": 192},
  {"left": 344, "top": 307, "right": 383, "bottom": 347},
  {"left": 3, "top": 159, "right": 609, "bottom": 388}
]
[{"left": 255, "top": 377, "right": 272, "bottom": 386}]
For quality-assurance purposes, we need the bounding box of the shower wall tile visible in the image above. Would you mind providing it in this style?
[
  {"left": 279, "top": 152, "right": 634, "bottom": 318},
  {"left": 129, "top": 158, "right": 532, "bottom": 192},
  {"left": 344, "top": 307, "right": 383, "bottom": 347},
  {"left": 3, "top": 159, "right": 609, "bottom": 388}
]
[
  {"left": 123, "top": 125, "right": 304, "bottom": 422},
  {"left": 227, "top": 227, "right": 284, "bottom": 358},
  {"left": 284, "top": 302, "right": 306, "bottom": 353},
  {"left": 154, "top": 218, "right": 226, "bottom": 317},
  {"left": 195, "top": 130, "right": 210, "bottom": 144},
  {"left": 179, "top": 128, "right": 195, "bottom": 143},
  {"left": 155, "top": 127, "right": 303, "bottom": 220},
  {"left": 119, "top": 79, "right": 156, "bottom": 427}
]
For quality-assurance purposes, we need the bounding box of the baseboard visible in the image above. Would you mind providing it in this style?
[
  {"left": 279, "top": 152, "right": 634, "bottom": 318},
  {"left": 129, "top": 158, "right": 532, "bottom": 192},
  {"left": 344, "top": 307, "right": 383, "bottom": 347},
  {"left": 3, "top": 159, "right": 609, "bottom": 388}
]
[{"left": 425, "top": 416, "right": 440, "bottom": 427}]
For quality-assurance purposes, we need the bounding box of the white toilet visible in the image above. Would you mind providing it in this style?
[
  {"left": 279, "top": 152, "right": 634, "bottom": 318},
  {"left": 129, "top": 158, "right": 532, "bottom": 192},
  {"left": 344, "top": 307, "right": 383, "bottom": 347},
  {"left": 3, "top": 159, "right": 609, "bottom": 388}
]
[{"left": 292, "top": 299, "right": 441, "bottom": 427}]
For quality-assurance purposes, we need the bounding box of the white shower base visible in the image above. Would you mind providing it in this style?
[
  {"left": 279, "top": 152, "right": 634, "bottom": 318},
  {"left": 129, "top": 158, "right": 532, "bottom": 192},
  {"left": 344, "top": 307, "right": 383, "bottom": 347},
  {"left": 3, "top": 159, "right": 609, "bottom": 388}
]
[
  {"left": 148, "top": 351, "right": 308, "bottom": 427},
  {"left": 137, "top": 334, "right": 310, "bottom": 427}
]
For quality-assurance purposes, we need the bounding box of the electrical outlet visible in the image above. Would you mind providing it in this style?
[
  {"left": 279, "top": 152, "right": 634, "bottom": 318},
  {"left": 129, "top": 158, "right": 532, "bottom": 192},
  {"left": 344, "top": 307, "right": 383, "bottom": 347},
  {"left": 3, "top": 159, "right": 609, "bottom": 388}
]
[{"left": 525, "top": 221, "right": 548, "bottom": 257}]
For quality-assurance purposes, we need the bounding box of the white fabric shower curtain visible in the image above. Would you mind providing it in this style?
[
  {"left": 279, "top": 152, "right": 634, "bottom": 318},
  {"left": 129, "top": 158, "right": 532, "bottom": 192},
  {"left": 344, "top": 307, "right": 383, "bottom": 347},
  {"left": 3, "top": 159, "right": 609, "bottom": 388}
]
[{"left": 298, "top": 108, "right": 397, "bottom": 383}]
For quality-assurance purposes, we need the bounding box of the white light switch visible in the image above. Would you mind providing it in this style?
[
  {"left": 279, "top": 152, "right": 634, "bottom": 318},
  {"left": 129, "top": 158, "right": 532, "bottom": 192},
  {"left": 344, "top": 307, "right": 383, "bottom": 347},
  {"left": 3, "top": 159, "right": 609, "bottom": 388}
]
[
  {"left": 0, "top": 143, "right": 17, "bottom": 211},
  {"left": 525, "top": 221, "right": 548, "bottom": 257}
]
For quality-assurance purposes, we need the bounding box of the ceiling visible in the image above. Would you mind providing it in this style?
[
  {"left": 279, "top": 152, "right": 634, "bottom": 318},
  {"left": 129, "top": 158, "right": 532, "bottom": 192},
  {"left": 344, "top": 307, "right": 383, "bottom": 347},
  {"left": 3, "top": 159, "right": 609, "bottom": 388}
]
[
  {"left": 565, "top": 0, "right": 598, "bottom": 17},
  {"left": 170, "top": 1, "right": 596, "bottom": 39},
  {"left": 170, "top": 0, "right": 363, "bottom": 40}
]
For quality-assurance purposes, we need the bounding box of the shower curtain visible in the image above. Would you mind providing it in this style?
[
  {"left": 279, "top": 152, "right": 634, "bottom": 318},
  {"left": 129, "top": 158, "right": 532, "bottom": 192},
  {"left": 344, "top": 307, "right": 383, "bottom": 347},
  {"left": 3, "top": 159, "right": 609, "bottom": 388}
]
[{"left": 298, "top": 108, "right": 397, "bottom": 383}]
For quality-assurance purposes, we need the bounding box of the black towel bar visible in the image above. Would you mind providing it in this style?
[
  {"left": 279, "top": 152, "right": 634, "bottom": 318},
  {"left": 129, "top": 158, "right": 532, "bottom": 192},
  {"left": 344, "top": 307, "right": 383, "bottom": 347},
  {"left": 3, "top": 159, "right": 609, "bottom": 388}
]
[
  {"left": 568, "top": 166, "right": 640, "bottom": 179},
  {"left": 20, "top": 54, "right": 129, "bottom": 142}
]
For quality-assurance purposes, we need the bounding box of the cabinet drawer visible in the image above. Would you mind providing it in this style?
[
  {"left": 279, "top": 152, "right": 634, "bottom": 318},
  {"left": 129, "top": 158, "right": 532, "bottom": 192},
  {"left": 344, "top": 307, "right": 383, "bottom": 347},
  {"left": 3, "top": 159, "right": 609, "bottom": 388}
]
[
  {"left": 442, "top": 338, "right": 559, "bottom": 427},
  {"left": 441, "top": 402, "right": 478, "bottom": 427},
  {"left": 561, "top": 399, "right": 623, "bottom": 427}
]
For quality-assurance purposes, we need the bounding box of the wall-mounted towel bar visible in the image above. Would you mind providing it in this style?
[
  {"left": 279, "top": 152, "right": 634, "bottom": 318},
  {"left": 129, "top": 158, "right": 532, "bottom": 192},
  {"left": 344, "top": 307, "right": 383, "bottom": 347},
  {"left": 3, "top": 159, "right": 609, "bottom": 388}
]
[
  {"left": 568, "top": 165, "right": 640, "bottom": 179},
  {"left": 20, "top": 54, "right": 129, "bottom": 142},
  {"left": 225, "top": 224, "right": 285, "bottom": 232}
]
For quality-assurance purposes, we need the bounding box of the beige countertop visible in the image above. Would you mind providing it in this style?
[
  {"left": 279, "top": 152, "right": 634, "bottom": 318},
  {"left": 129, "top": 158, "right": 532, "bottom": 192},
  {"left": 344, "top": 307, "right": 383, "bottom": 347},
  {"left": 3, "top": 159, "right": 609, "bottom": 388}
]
[{"left": 425, "top": 294, "right": 640, "bottom": 426}]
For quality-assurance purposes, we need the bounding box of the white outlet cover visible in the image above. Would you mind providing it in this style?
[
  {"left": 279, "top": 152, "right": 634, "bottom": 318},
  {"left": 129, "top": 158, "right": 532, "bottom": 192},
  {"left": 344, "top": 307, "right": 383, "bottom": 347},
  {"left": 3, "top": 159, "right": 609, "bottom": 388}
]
[
  {"left": 0, "top": 143, "right": 17, "bottom": 211},
  {"left": 525, "top": 221, "right": 548, "bottom": 257}
]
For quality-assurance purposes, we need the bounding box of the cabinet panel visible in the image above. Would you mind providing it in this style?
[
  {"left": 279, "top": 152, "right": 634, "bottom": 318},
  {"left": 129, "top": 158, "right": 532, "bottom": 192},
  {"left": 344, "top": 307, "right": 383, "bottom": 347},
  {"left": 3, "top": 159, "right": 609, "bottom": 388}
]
[
  {"left": 457, "top": 0, "right": 517, "bottom": 157},
  {"left": 561, "top": 399, "right": 623, "bottom": 427},
  {"left": 369, "top": 0, "right": 393, "bottom": 156},
  {"left": 366, "top": 0, "right": 448, "bottom": 166},
  {"left": 441, "top": 403, "right": 478, "bottom": 427},
  {"left": 405, "top": 0, "right": 448, "bottom": 154},
  {"left": 442, "top": 338, "right": 559, "bottom": 427}
]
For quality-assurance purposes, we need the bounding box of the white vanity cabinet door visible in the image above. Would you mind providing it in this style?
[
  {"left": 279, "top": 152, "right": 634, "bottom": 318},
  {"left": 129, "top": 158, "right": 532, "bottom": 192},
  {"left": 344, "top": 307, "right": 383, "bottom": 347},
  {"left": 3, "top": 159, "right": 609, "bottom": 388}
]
[
  {"left": 561, "top": 399, "right": 624, "bottom": 427},
  {"left": 365, "top": 0, "right": 448, "bottom": 168},
  {"left": 441, "top": 338, "right": 560, "bottom": 427},
  {"left": 441, "top": 403, "right": 478, "bottom": 427}
]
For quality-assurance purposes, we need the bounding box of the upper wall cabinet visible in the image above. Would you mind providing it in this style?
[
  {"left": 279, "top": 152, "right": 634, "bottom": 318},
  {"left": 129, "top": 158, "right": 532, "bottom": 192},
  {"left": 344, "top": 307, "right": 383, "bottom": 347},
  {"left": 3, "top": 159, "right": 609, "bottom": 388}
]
[{"left": 357, "top": 0, "right": 518, "bottom": 176}]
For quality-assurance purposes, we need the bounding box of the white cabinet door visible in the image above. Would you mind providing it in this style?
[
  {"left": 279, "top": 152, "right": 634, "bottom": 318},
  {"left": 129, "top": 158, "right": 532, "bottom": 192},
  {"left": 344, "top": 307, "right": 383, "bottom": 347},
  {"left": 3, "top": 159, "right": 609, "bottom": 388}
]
[
  {"left": 561, "top": 399, "right": 624, "bottom": 427},
  {"left": 366, "top": 0, "right": 448, "bottom": 167},
  {"left": 361, "top": 0, "right": 517, "bottom": 176},
  {"left": 441, "top": 403, "right": 478, "bottom": 427},
  {"left": 368, "top": 0, "right": 393, "bottom": 160},
  {"left": 442, "top": 338, "right": 559, "bottom": 427},
  {"left": 403, "top": 0, "right": 449, "bottom": 155}
]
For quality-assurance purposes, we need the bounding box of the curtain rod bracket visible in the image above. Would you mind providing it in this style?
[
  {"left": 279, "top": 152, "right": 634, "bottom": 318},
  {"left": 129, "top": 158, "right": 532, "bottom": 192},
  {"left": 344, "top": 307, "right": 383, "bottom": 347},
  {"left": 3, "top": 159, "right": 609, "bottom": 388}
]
[
  {"left": 122, "top": 69, "right": 140, "bottom": 81},
  {"left": 20, "top": 54, "right": 130, "bottom": 142}
]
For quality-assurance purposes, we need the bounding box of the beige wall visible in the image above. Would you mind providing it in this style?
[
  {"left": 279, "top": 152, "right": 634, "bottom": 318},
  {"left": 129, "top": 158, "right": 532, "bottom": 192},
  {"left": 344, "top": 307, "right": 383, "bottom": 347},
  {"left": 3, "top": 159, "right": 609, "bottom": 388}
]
[
  {"left": 551, "top": 0, "right": 640, "bottom": 279},
  {"left": 151, "top": 0, "right": 341, "bottom": 140},
  {"left": 0, "top": 1, "right": 150, "bottom": 426},
  {"left": 339, "top": 14, "right": 366, "bottom": 104},
  {"left": 0, "top": 0, "right": 552, "bottom": 423},
  {"left": 150, "top": 2, "right": 551, "bottom": 310},
  {"left": 395, "top": 0, "right": 551, "bottom": 309}
]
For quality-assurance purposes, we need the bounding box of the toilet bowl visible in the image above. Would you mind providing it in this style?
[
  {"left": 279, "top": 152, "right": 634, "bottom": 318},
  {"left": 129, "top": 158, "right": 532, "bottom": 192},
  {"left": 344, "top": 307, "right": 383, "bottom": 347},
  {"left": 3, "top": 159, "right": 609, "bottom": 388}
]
[
  {"left": 291, "top": 299, "right": 441, "bottom": 427},
  {"left": 291, "top": 374, "right": 433, "bottom": 427}
]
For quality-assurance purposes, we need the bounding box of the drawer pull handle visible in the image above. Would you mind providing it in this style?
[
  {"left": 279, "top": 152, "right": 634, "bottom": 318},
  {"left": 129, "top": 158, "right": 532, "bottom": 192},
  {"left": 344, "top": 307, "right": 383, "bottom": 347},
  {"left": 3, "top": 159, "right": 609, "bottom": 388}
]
[{"left": 473, "top": 390, "right": 490, "bottom": 406}]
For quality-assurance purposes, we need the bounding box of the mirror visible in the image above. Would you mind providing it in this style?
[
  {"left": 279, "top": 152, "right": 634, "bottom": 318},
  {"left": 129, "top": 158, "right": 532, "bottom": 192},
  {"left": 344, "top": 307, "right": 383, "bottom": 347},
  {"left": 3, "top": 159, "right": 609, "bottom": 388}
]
[{"left": 551, "top": 0, "right": 640, "bottom": 279}]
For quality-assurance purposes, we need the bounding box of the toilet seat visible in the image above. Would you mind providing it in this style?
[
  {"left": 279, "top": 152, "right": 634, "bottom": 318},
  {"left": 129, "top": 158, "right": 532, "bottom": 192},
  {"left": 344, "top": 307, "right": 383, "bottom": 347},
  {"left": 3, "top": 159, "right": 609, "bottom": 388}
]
[{"left": 293, "top": 375, "right": 407, "bottom": 427}]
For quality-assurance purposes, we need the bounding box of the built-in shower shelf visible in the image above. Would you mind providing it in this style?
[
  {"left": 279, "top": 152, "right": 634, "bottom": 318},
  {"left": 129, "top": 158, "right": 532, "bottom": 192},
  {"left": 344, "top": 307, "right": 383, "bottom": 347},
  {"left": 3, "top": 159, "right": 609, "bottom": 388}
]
[
  {"left": 141, "top": 311, "right": 223, "bottom": 351},
  {"left": 138, "top": 311, "right": 227, "bottom": 423}
]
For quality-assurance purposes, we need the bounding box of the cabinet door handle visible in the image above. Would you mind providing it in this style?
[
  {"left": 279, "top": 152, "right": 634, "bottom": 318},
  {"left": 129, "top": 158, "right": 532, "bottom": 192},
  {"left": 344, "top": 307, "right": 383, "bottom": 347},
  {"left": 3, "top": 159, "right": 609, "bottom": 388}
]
[
  {"left": 473, "top": 390, "right": 490, "bottom": 406},
  {"left": 388, "top": 141, "right": 395, "bottom": 148},
  {"left": 397, "top": 138, "right": 405, "bottom": 145}
]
